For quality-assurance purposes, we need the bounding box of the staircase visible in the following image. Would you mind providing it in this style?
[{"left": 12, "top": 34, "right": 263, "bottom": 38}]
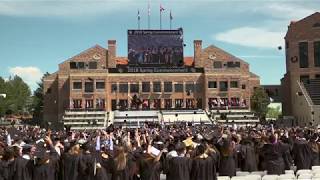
[
  {"left": 303, "top": 79, "right": 320, "bottom": 105},
  {"left": 210, "top": 109, "right": 259, "bottom": 124}
]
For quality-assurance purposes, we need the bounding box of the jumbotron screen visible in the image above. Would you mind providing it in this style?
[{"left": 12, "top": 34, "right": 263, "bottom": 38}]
[{"left": 128, "top": 29, "right": 184, "bottom": 67}]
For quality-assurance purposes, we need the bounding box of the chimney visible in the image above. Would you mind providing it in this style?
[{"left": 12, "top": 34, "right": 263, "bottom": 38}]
[
  {"left": 107, "top": 40, "right": 117, "bottom": 68},
  {"left": 108, "top": 40, "right": 116, "bottom": 58},
  {"left": 194, "top": 40, "right": 202, "bottom": 66}
]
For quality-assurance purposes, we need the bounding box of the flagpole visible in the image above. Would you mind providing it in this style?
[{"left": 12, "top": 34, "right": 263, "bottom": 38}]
[
  {"left": 160, "top": 6, "right": 162, "bottom": 30},
  {"left": 148, "top": 0, "right": 150, "bottom": 29},
  {"left": 170, "top": 10, "right": 172, "bottom": 30},
  {"left": 138, "top": 10, "right": 140, "bottom": 30}
]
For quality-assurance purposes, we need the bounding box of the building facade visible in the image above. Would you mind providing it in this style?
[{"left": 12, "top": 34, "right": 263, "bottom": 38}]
[
  {"left": 43, "top": 39, "right": 260, "bottom": 128},
  {"left": 281, "top": 12, "right": 320, "bottom": 126}
]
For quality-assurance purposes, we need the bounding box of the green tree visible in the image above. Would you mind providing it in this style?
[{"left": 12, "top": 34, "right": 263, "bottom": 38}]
[
  {"left": 0, "top": 75, "right": 31, "bottom": 116},
  {"left": 251, "top": 87, "right": 270, "bottom": 120},
  {"left": 266, "top": 106, "right": 282, "bottom": 120}
]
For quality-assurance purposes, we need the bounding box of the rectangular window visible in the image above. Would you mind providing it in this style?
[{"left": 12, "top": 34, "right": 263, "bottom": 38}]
[
  {"left": 316, "top": 74, "right": 320, "bottom": 79},
  {"left": 130, "top": 83, "right": 139, "bottom": 93},
  {"left": 185, "top": 83, "right": 194, "bottom": 93},
  {"left": 78, "top": 62, "right": 85, "bottom": 69},
  {"left": 70, "top": 62, "right": 77, "bottom": 69},
  {"left": 208, "top": 81, "right": 217, "bottom": 88},
  {"left": 299, "top": 42, "right": 309, "bottom": 68},
  {"left": 186, "top": 99, "right": 195, "bottom": 109},
  {"left": 230, "top": 81, "right": 239, "bottom": 88},
  {"left": 89, "top": 62, "right": 97, "bottom": 69},
  {"left": 96, "top": 99, "right": 105, "bottom": 109},
  {"left": 85, "top": 82, "right": 94, "bottom": 93},
  {"left": 213, "top": 61, "right": 222, "bottom": 68},
  {"left": 153, "top": 82, "right": 161, "bottom": 92},
  {"left": 174, "top": 83, "right": 184, "bottom": 92},
  {"left": 226, "top": 61, "right": 241, "bottom": 68},
  {"left": 219, "top": 81, "right": 228, "bottom": 91},
  {"left": 73, "top": 99, "right": 82, "bottom": 109},
  {"left": 242, "top": 84, "right": 246, "bottom": 89},
  {"left": 96, "top": 81, "right": 105, "bottom": 90},
  {"left": 314, "top": 41, "right": 320, "bottom": 67},
  {"left": 119, "top": 83, "right": 128, "bottom": 93},
  {"left": 85, "top": 99, "right": 93, "bottom": 109},
  {"left": 111, "top": 83, "right": 117, "bottom": 92},
  {"left": 142, "top": 82, "right": 150, "bottom": 92},
  {"left": 73, "top": 82, "right": 82, "bottom": 90},
  {"left": 164, "top": 82, "right": 173, "bottom": 92},
  {"left": 153, "top": 99, "right": 161, "bottom": 109},
  {"left": 197, "top": 98, "right": 202, "bottom": 109},
  {"left": 164, "top": 99, "right": 172, "bottom": 109},
  {"left": 175, "top": 99, "right": 184, "bottom": 109}
]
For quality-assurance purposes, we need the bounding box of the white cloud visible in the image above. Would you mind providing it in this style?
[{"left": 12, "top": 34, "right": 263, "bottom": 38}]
[
  {"left": 9, "top": 66, "right": 43, "bottom": 90},
  {"left": 264, "top": 3, "right": 316, "bottom": 21},
  {"left": 214, "top": 27, "right": 285, "bottom": 49}
]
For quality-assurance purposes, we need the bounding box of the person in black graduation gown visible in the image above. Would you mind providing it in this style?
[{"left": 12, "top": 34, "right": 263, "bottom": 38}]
[
  {"left": 190, "top": 144, "right": 217, "bottom": 180},
  {"left": 8, "top": 145, "right": 33, "bottom": 180},
  {"left": 108, "top": 145, "right": 138, "bottom": 180},
  {"left": 0, "top": 147, "right": 15, "bottom": 180},
  {"left": 165, "top": 142, "right": 192, "bottom": 180},
  {"left": 138, "top": 144, "right": 163, "bottom": 180},
  {"left": 218, "top": 138, "right": 236, "bottom": 177},
  {"left": 308, "top": 134, "right": 320, "bottom": 167},
  {"left": 60, "top": 142, "right": 81, "bottom": 180},
  {"left": 95, "top": 150, "right": 111, "bottom": 180},
  {"left": 31, "top": 136, "right": 60, "bottom": 180},
  {"left": 240, "top": 137, "right": 258, "bottom": 172},
  {"left": 292, "top": 131, "right": 312, "bottom": 170},
  {"left": 78, "top": 142, "right": 96, "bottom": 180},
  {"left": 259, "top": 134, "right": 288, "bottom": 175}
]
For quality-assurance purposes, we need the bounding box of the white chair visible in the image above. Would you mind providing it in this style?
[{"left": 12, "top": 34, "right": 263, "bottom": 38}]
[
  {"left": 312, "top": 166, "right": 320, "bottom": 171},
  {"left": 297, "top": 170, "right": 312, "bottom": 177},
  {"left": 236, "top": 171, "right": 250, "bottom": 176},
  {"left": 251, "top": 171, "right": 267, "bottom": 176},
  {"left": 245, "top": 174, "right": 261, "bottom": 180},
  {"left": 262, "top": 175, "right": 279, "bottom": 180},
  {"left": 278, "top": 174, "right": 296, "bottom": 180},
  {"left": 231, "top": 177, "right": 245, "bottom": 180},
  {"left": 285, "top": 170, "right": 295, "bottom": 174},
  {"left": 298, "top": 173, "right": 312, "bottom": 179},
  {"left": 218, "top": 176, "right": 231, "bottom": 180}
]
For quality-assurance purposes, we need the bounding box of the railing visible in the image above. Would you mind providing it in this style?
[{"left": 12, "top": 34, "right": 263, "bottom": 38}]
[{"left": 297, "top": 80, "right": 314, "bottom": 106}]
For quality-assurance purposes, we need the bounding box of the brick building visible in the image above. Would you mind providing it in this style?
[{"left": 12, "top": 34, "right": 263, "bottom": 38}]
[
  {"left": 281, "top": 12, "right": 320, "bottom": 126},
  {"left": 43, "top": 37, "right": 260, "bottom": 129}
]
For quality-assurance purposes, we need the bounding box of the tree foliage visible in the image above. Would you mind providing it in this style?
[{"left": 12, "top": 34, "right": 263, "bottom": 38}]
[
  {"left": 0, "top": 75, "right": 31, "bottom": 117},
  {"left": 251, "top": 87, "right": 270, "bottom": 119},
  {"left": 266, "top": 106, "right": 282, "bottom": 119},
  {"left": 31, "top": 72, "right": 50, "bottom": 125}
]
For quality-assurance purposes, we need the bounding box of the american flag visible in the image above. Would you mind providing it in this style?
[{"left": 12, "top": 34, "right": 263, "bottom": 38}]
[{"left": 160, "top": 4, "right": 165, "bottom": 12}]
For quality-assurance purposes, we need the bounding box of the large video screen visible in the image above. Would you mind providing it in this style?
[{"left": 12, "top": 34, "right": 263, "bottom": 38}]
[{"left": 128, "top": 29, "right": 184, "bottom": 67}]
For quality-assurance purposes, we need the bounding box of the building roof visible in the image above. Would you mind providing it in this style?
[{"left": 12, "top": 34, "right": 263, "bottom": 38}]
[{"left": 202, "top": 45, "right": 249, "bottom": 65}]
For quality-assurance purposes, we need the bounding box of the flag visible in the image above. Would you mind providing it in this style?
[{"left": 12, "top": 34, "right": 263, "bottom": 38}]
[
  {"left": 137, "top": 9, "right": 140, "bottom": 20},
  {"left": 170, "top": 10, "right": 173, "bottom": 20},
  {"left": 160, "top": 4, "right": 165, "bottom": 12}
]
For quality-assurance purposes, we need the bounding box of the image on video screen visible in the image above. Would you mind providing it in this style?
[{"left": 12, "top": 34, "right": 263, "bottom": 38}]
[{"left": 128, "top": 29, "right": 184, "bottom": 67}]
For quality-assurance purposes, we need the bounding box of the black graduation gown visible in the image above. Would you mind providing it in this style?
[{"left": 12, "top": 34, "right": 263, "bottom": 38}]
[
  {"left": 78, "top": 152, "right": 96, "bottom": 180},
  {"left": 60, "top": 153, "right": 80, "bottom": 180},
  {"left": 218, "top": 153, "right": 236, "bottom": 177},
  {"left": 166, "top": 156, "right": 192, "bottom": 180},
  {"left": 8, "top": 157, "right": 33, "bottom": 180},
  {"left": 240, "top": 143, "right": 258, "bottom": 172},
  {"left": 32, "top": 145, "right": 60, "bottom": 180},
  {"left": 260, "top": 143, "right": 286, "bottom": 175},
  {"left": 138, "top": 154, "right": 161, "bottom": 180},
  {"left": 292, "top": 139, "right": 312, "bottom": 170},
  {"left": 0, "top": 160, "right": 9, "bottom": 180},
  {"left": 190, "top": 156, "right": 217, "bottom": 180}
]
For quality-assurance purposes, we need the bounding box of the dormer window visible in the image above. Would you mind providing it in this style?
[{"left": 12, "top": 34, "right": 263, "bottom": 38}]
[
  {"left": 88, "top": 62, "right": 97, "bottom": 69},
  {"left": 213, "top": 61, "right": 222, "bottom": 68},
  {"left": 227, "top": 61, "right": 240, "bottom": 68},
  {"left": 313, "top": 22, "right": 320, "bottom": 28}
]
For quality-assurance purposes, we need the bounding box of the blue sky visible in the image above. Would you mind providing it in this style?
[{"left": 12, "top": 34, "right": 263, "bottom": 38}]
[{"left": 0, "top": 0, "right": 319, "bottom": 91}]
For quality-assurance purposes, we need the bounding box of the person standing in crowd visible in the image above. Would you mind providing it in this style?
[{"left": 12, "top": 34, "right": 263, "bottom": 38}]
[
  {"left": 218, "top": 136, "right": 236, "bottom": 177},
  {"left": 165, "top": 142, "right": 191, "bottom": 180}
]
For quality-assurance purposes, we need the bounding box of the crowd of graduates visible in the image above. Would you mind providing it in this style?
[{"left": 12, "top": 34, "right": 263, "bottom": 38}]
[{"left": 0, "top": 123, "right": 320, "bottom": 180}]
